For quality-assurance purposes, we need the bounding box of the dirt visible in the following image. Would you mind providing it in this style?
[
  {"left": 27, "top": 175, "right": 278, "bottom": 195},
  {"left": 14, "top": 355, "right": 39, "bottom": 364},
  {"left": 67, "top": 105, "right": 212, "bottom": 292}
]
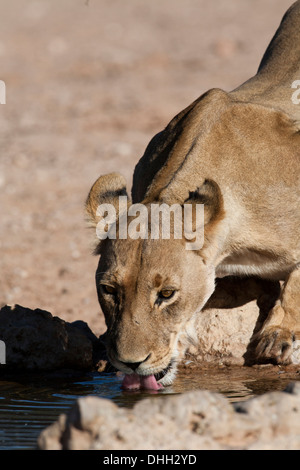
[{"left": 0, "top": 0, "right": 293, "bottom": 336}]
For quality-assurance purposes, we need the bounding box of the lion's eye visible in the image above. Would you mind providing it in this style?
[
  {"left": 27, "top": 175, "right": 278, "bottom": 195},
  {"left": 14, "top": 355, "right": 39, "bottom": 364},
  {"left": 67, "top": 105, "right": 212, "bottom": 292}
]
[
  {"left": 158, "top": 289, "right": 175, "bottom": 300},
  {"left": 102, "top": 284, "right": 117, "bottom": 295}
]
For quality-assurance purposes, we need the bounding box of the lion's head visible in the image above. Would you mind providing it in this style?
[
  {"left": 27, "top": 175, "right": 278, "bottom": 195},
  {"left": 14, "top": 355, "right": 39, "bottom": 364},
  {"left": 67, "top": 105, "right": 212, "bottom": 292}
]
[{"left": 86, "top": 172, "right": 224, "bottom": 389}]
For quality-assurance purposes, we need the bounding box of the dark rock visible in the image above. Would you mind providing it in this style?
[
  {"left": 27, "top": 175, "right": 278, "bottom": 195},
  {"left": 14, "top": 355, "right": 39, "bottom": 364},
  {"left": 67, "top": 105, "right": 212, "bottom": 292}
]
[{"left": 0, "top": 304, "right": 96, "bottom": 371}]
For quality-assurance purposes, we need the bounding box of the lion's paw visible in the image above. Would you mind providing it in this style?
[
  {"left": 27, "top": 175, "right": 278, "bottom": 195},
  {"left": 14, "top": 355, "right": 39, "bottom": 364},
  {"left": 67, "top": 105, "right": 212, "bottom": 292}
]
[{"left": 254, "top": 326, "right": 294, "bottom": 364}]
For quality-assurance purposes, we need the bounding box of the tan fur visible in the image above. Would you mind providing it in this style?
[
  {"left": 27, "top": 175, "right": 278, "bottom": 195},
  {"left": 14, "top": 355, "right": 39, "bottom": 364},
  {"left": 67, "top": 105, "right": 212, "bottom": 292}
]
[{"left": 86, "top": 2, "right": 300, "bottom": 384}]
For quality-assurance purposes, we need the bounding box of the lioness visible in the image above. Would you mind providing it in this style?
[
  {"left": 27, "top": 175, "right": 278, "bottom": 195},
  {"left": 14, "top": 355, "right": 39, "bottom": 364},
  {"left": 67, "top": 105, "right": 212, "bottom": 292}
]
[{"left": 86, "top": 1, "right": 300, "bottom": 390}]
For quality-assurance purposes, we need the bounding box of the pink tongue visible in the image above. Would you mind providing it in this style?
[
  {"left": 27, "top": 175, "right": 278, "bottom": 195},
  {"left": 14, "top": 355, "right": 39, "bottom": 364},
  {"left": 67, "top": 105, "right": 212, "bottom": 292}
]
[
  {"left": 141, "top": 374, "right": 163, "bottom": 390},
  {"left": 121, "top": 373, "right": 141, "bottom": 390},
  {"left": 122, "top": 373, "right": 163, "bottom": 391}
]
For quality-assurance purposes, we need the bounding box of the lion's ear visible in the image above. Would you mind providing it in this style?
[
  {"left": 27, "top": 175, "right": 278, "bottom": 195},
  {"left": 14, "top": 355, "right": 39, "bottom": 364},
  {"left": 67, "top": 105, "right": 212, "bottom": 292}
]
[
  {"left": 184, "top": 179, "right": 224, "bottom": 227},
  {"left": 85, "top": 172, "right": 130, "bottom": 227}
]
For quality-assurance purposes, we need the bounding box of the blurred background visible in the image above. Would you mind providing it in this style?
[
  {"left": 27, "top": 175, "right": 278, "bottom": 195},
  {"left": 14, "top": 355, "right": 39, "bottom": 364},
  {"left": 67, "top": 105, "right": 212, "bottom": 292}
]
[{"left": 0, "top": 0, "right": 293, "bottom": 335}]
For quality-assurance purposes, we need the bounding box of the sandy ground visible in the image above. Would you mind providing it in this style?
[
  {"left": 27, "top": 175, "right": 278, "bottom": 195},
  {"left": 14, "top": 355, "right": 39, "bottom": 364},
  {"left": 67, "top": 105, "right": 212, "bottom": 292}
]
[{"left": 0, "top": 0, "right": 294, "bottom": 336}]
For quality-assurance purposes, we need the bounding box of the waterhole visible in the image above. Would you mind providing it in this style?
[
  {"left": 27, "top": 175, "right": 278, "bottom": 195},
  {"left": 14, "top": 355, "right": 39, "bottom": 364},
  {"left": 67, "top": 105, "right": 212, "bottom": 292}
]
[{"left": 0, "top": 366, "right": 299, "bottom": 449}]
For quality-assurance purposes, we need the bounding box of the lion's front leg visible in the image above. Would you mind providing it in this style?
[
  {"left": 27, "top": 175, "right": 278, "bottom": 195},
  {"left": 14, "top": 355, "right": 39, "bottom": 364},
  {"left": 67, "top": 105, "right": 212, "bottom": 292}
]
[{"left": 254, "top": 267, "right": 300, "bottom": 364}]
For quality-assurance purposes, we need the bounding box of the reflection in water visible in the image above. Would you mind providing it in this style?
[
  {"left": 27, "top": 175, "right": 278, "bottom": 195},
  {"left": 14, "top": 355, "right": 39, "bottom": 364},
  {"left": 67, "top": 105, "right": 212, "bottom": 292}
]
[{"left": 0, "top": 366, "right": 299, "bottom": 449}]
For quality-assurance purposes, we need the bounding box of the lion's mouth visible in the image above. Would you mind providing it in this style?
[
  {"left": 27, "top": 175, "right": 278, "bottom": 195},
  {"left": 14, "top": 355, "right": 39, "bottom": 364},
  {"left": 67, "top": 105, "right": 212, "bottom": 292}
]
[
  {"left": 121, "top": 361, "right": 174, "bottom": 391},
  {"left": 154, "top": 361, "right": 173, "bottom": 382}
]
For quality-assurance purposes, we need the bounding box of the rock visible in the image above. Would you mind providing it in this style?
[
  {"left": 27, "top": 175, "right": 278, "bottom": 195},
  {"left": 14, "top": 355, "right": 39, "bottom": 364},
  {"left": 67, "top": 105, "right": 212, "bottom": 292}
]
[
  {"left": 37, "top": 383, "right": 300, "bottom": 450},
  {"left": 182, "top": 276, "right": 281, "bottom": 366},
  {"left": 0, "top": 304, "right": 105, "bottom": 371},
  {"left": 284, "top": 381, "right": 300, "bottom": 395}
]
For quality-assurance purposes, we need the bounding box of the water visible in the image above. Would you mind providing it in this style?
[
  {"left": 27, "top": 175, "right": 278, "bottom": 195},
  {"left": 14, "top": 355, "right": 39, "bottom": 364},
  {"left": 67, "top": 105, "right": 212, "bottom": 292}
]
[{"left": 0, "top": 366, "right": 299, "bottom": 450}]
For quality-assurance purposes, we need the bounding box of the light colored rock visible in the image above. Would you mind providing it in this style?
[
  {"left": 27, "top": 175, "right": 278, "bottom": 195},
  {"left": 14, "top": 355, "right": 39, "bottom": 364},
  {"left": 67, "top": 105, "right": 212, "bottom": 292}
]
[
  {"left": 183, "top": 277, "right": 281, "bottom": 365},
  {"left": 37, "top": 383, "right": 300, "bottom": 450}
]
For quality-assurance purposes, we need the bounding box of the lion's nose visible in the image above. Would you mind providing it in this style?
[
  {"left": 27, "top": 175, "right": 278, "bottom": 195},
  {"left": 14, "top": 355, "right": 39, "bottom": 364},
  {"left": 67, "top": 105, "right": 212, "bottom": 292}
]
[{"left": 120, "top": 354, "right": 151, "bottom": 371}]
